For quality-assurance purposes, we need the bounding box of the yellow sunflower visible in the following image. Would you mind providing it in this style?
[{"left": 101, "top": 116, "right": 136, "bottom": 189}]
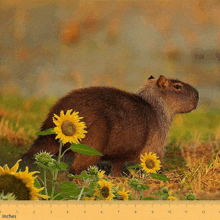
[
  {"left": 168, "top": 195, "right": 178, "bottom": 201},
  {"left": 98, "top": 170, "right": 105, "bottom": 178},
  {"left": 118, "top": 189, "right": 130, "bottom": 200},
  {"left": 53, "top": 110, "right": 87, "bottom": 144},
  {"left": 168, "top": 191, "right": 178, "bottom": 200},
  {"left": 168, "top": 190, "right": 173, "bottom": 196},
  {"left": 0, "top": 160, "right": 50, "bottom": 200},
  {"left": 94, "top": 179, "right": 115, "bottom": 200},
  {"left": 140, "top": 152, "right": 161, "bottom": 173}
]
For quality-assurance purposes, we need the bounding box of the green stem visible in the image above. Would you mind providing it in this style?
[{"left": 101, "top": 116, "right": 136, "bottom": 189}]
[
  {"left": 37, "top": 176, "right": 44, "bottom": 185},
  {"left": 58, "top": 141, "right": 63, "bottom": 162},
  {"left": 51, "top": 193, "right": 62, "bottom": 200},
  {"left": 61, "top": 147, "right": 71, "bottom": 158},
  {"left": 77, "top": 179, "right": 89, "bottom": 201},
  {"left": 50, "top": 170, "right": 55, "bottom": 200},
  {"left": 134, "top": 190, "right": 137, "bottom": 200},
  {"left": 144, "top": 173, "right": 146, "bottom": 184},
  {"left": 43, "top": 169, "right": 48, "bottom": 200},
  {"left": 140, "top": 191, "right": 143, "bottom": 200},
  {"left": 51, "top": 142, "right": 63, "bottom": 199}
]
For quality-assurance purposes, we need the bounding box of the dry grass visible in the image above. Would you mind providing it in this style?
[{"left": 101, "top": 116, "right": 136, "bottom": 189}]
[
  {"left": 0, "top": 107, "right": 9, "bottom": 118},
  {"left": 0, "top": 117, "right": 30, "bottom": 147}
]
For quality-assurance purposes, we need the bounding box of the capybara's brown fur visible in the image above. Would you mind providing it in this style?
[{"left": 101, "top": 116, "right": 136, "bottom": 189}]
[{"left": 22, "top": 75, "right": 199, "bottom": 176}]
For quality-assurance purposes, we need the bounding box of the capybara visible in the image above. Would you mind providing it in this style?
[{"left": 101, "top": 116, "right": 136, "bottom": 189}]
[{"left": 22, "top": 75, "right": 199, "bottom": 176}]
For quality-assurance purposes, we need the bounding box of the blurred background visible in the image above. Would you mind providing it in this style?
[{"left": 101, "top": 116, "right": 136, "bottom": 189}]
[{"left": 0, "top": 0, "right": 220, "bottom": 106}]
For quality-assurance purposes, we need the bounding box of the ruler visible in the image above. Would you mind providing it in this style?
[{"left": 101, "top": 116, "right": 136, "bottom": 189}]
[{"left": 0, "top": 201, "right": 219, "bottom": 220}]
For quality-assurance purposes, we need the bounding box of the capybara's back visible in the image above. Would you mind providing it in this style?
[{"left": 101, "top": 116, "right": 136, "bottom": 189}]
[{"left": 22, "top": 75, "right": 199, "bottom": 176}]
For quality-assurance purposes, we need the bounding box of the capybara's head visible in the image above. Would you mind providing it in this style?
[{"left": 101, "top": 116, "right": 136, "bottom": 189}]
[{"left": 141, "top": 75, "right": 199, "bottom": 115}]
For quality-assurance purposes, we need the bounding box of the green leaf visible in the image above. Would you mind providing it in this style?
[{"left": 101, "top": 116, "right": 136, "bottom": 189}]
[
  {"left": 150, "top": 173, "right": 170, "bottom": 181},
  {"left": 70, "top": 144, "right": 103, "bottom": 156},
  {"left": 59, "top": 181, "right": 81, "bottom": 196},
  {"left": 137, "top": 184, "right": 149, "bottom": 192},
  {"left": 67, "top": 174, "right": 75, "bottom": 179},
  {"left": 35, "top": 128, "right": 56, "bottom": 136},
  {"left": 59, "top": 181, "right": 92, "bottom": 197},
  {"left": 53, "top": 162, "right": 68, "bottom": 171},
  {"left": 157, "top": 191, "right": 163, "bottom": 196},
  {"left": 127, "top": 164, "right": 142, "bottom": 169},
  {"left": 143, "top": 197, "right": 155, "bottom": 200},
  {"left": 71, "top": 175, "right": 81, "bottom": 179},
  {"left": 35, "top": 161, "right": 51, "bottom": 170},
  {"left": 142, "top": 185, "right": 150, "bottom": 190},
  {"left": 48, "top": 162, "right": 68, "bottom": 172},
  {"left": 71, "top": 171, "right": 92, "bottom": 181},
  {"left": 80, "top": 170, "right": 89, "bottom": 180}
]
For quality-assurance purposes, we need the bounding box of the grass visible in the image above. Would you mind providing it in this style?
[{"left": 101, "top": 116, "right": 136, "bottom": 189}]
[
  {"left": 0, "top": 94, "right": 220, "bottom": 200},
  {"left": 0, "top": 95, "right": 57, "bottom": 170}
]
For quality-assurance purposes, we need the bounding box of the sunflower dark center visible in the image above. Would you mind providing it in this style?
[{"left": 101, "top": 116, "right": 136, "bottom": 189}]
[
  {"left": 61, "top": 120, "right": 76, "bottom": 136},
  {"left": 0, "top": 174, "right": 31, "bottom": 200},
  {"left": 101, "top": 186, "right": 109, "bottom": 198},
  {"left": 145, "top": 159, "right": 155, "bottom": 169}
]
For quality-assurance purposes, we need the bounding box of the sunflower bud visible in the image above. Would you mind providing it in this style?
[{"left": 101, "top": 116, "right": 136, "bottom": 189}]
[
  {"left": 0, "top": 192, "right": 17, "bottom": 201},
  {"left": 87, "top": 166, "right": 99, "bottom": 176},
  {"left": 34, "top": 151, "right": 55, "bottom": 167}
]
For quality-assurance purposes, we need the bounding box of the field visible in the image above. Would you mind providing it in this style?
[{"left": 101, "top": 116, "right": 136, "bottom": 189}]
[{"left": 0, "top": 94, "right": 220, "bottom": 200}]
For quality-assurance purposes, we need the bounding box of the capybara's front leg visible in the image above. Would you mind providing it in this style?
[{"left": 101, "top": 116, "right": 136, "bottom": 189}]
[{"left": 111, "top": 161, "right": 124, "bottom": 177}]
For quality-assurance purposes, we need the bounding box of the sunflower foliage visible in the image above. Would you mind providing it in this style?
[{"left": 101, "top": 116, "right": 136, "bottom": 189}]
[
  {"left": 128, "top": 178, "right": 150, "bottom": 200},
  {"left": 59, "top": 170, "right": 98, "bottom": 200},
  {"left": 31, "top": 110, "right": 105, "bottom": 200},
  {"left": 128, "top": 152, "right": 172, "bottom": 200},
  {"left": 150, "top": 188, "right": 178, "bottom": 200},
  {"left": 34, "top": 151, "right": 65, "bottom": 171},
  {"left": 129, "top": 178, "right": 149, "bottom": 191},
  {"left": 33, "top": 151, "right": 69, "bottom": 200}
]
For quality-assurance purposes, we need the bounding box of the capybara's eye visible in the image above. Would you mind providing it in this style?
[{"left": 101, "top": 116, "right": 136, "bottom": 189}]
[{"left": 174, "top": 85, "right": 181, "bottom": 90}]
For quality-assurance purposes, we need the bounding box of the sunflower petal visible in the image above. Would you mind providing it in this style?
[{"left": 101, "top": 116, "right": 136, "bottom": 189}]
[
  {"left": 66, "top": 109, "right": 73, "bottom": 116},
  {"left": 11, "top": 159, "right": 22, "bottom": 173},
  {"left": 40, "top": 194, "right": 50, "bottom": 199},
  {"left": 60, "top": 110, "right": 65, "bottom": 118},
  {"left": 4, "top": 164, "right": 11, "bottom": 174},
  {"left": 0, "top": 166, "right": 4, "bottom": 174}
]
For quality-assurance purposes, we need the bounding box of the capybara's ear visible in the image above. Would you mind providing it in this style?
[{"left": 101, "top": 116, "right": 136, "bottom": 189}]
[
  {"left": 157, "top": 75, "right": 168, "bottom": 88},
  {"left": 148, "top": 75, "right": 155, "bottom": 80}
]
